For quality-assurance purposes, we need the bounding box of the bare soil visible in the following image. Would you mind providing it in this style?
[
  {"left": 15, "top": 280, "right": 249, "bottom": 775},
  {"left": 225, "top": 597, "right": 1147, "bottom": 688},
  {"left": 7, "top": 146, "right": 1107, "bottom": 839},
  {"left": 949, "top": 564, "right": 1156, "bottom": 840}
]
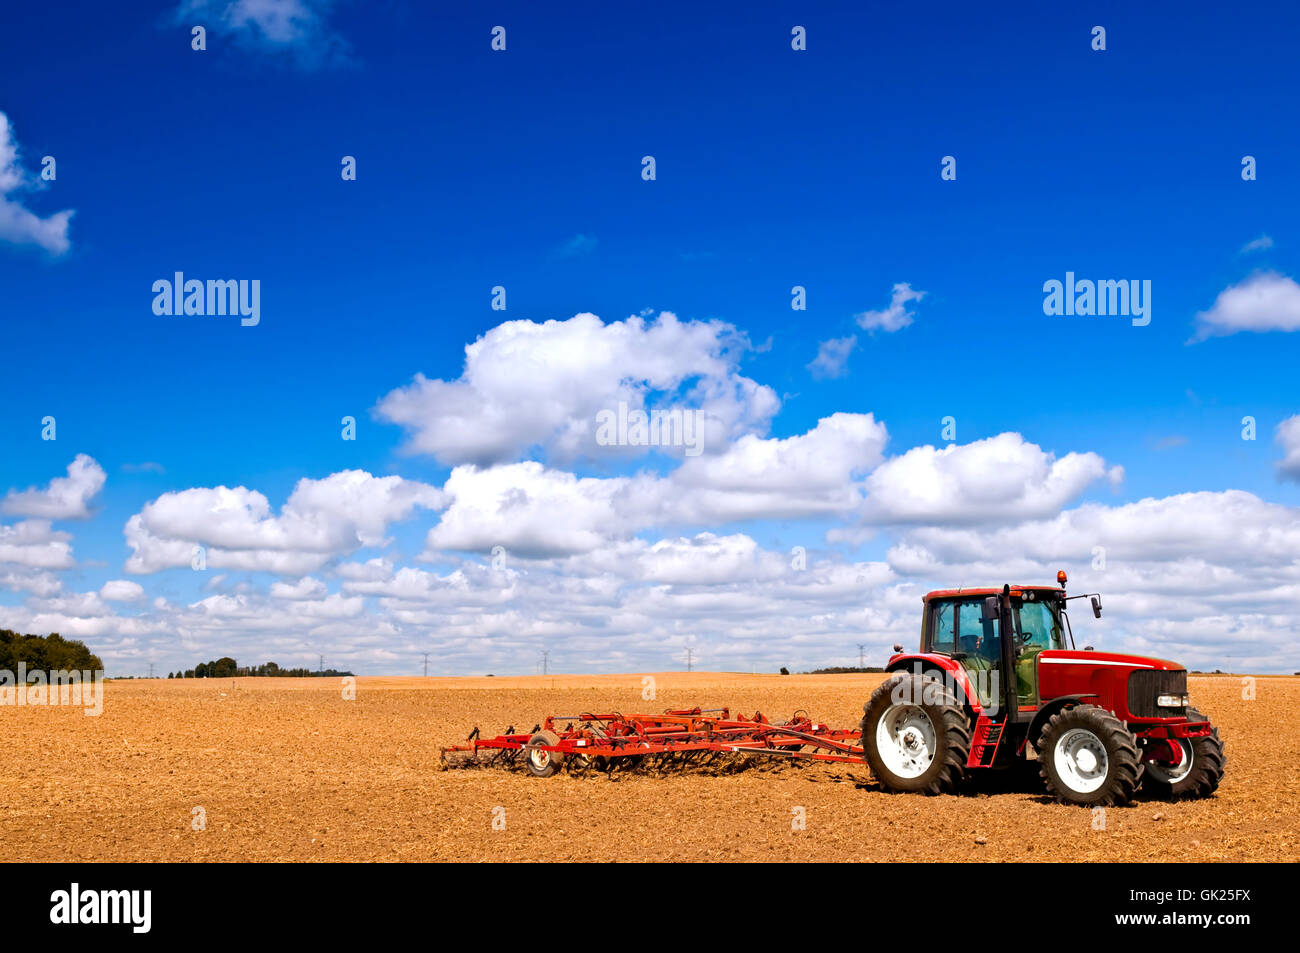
[{"left": 1, "top": 673, "right": 1293, "bottom": 862}]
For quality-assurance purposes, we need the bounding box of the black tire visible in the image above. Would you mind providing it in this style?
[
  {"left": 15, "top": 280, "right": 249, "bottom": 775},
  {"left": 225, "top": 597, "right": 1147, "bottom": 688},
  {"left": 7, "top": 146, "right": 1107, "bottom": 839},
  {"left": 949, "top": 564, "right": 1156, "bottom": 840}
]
[
  {"left": 860, "top": 673, "right": 971, "bottom": 795},
  {"left": 1036, "top": 705, "right": 1140, "bottom": 806},
  {"left": 1141, "top": 707, "right": 1225, "bottom": 800},
  {"left": 524, "top": 730, "right": 563, "bottom": 778}
]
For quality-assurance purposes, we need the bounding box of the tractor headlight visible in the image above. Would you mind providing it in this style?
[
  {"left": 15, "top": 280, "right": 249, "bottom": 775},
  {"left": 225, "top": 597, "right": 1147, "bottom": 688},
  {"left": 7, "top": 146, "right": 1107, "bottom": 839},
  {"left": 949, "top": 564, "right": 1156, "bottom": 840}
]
[{"left": 1156, "top": 693, "right": 1189, "bottom": 708}]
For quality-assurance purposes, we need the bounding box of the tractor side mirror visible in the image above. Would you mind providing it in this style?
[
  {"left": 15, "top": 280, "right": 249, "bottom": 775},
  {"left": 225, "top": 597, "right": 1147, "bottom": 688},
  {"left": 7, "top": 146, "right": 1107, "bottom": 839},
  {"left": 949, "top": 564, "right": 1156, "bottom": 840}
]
[
  {"left": 1090, "top": 595, "right": 1103, "bottom": 618},
  {"left": 892, "top": 643, "right": 904, "bottom": 655},
  {"left": 981, "top": 596, "right": 1000, "bottom": 624}
]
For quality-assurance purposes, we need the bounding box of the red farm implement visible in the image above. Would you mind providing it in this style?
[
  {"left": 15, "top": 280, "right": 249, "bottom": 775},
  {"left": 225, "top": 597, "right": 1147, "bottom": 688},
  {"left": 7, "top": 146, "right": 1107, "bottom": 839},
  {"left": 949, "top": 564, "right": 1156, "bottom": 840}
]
[{"left": 440, "top": 707, "right": 864, "bottom": 776}]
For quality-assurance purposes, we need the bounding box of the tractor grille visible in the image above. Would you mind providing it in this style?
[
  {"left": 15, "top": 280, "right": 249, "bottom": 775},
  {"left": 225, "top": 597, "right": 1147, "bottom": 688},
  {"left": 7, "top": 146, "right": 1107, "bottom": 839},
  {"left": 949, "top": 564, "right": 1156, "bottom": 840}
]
[{"left": 1128, "top": 669, "right": 1187, "bottom": 718}]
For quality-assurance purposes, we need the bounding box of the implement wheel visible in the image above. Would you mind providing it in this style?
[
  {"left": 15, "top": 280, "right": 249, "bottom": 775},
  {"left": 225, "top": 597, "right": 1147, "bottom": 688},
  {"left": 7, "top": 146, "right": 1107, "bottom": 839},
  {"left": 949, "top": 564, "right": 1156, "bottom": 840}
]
[
  {"left": 861, "top": 673, "right": 971, "bottom": 795},
  {"left": 524, "top": 730, "right": 563, "bottom": 778}
]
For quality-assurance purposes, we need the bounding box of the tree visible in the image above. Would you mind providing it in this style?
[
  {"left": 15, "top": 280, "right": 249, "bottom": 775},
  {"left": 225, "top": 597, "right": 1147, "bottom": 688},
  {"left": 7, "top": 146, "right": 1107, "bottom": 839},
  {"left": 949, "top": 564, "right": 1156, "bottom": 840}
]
[{"left": 0, "top": 629, "right": 104, "bottom": 672}]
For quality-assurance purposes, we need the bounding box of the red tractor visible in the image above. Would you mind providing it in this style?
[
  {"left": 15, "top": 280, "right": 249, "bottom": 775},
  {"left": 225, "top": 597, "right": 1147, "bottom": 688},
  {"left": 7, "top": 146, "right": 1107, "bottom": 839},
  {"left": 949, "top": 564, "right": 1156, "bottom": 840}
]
[{"left": 861, "top": 572, "right": 1225, "bottom": 806}]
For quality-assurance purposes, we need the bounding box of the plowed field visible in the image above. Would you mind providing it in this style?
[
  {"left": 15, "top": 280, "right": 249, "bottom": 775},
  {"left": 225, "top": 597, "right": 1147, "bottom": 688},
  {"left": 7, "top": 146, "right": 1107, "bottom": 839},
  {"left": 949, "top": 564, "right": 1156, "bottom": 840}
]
[{"left": 2, "top": 673, "right": 1294, "bottom": 862}]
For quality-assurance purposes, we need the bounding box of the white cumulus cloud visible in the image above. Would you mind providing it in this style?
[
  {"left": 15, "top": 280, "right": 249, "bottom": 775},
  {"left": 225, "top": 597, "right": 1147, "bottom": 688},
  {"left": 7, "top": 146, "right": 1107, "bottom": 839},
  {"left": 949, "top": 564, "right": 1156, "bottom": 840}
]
[
  {"left": 425, "top": 462, "right": 632, "bottom": 558},
  {"left": 100, "top": 580, "right": 146, "bottom": 602},
  {"left": 0, "top": 112, "right": 73, "bottom": 255},
  {"left": 2, "top": 455, "right": 105, "bottom": 520},
  {"left": 859, "top": 433, "right": 1121, "bottom": 526},
  {"left": 269, "top": 576, "right": 328, "bottom": 600},
  {"left": 374, "top": 312, "right": 779, "bottom": 466},
  {"left": 0, "top": 520, "right": 75, "bottom": 570},
  {"left": 422, "top": 413, "right": 890, "bottom": 557},
  {"left": 1192, "top": 272, "right": 1300, "bottom": 341},
  {"left": 667, "top": 413, "right": 888, "bottom": 523},
  {"left": 855, "top": 283, "right": 925, "bottom": 333},
  {"left": 125, "top": 470, "right": 445, "bottom": 574},
  {"left": 807, "top": 334, "right": 857, "bottom": 379},
  {"left": 0, "top": 568, "right": 63, "bottom": 598},
  {"left": 1277, "top": 415, "right": 1300, "bottom": 481}
]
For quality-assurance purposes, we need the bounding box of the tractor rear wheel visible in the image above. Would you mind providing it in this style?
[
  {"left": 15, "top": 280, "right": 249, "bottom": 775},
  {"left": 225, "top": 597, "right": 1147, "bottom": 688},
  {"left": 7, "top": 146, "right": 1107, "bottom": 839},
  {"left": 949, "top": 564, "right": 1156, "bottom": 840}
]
[
  {"left": 1036, "top": 705, "right": 1140, "bottom": 806},
  {"left": 524, "top": 730, "right": 563, "bottom": 778},
  {"left": 861, "top": 673, "right": 971, "bottom": 795},
  {"left": 1141, "top": 707, "right": 1225, "bottom": 800}
]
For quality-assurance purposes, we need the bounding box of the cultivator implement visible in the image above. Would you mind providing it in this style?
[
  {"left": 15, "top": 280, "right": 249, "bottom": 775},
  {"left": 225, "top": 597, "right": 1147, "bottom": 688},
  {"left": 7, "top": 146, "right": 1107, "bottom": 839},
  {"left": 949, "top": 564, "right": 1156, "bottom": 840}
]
[{"left": 440, "top": 707, "right": 864, "bottom": 776}]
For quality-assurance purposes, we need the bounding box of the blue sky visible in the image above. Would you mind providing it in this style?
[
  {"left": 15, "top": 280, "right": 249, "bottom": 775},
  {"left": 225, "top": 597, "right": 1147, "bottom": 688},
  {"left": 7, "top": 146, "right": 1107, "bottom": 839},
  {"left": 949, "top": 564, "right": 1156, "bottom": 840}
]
[{"left": 2, "top": 2, "right": 1299, "bottom": 675}]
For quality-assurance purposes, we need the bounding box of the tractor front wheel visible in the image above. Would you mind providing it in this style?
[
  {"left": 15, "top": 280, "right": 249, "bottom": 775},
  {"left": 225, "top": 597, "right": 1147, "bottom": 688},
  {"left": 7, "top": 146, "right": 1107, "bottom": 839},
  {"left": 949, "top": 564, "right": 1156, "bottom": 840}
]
[
  {"left": 1141, "top": 707, "right": 1225, "bottom": 800},
  {"left": 861, "top": 673, "right": 971, "bottom": 795},
  {"left": 1036, "top": 705, "right": 1140, "bottom": 806}
]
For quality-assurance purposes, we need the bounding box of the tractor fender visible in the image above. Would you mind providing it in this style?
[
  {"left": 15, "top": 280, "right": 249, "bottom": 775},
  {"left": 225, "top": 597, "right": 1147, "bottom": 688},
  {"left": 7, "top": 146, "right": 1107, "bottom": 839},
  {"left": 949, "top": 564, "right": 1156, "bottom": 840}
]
[
  {"left": 885, "top": 655, "right": 983, "bottom": 714},
  {"left": 1027, "top": 694, "right": 1099, "bottom": 748}
]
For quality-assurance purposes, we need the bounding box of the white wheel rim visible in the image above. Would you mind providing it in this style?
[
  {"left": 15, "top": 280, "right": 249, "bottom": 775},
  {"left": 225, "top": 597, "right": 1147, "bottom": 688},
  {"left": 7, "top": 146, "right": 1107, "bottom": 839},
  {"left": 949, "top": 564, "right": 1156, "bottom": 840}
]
[
  {"left": 529, "top": 747, "right": 551, "bottom": 769},
  {"left": 1145, "top": 739, "right": 1194, "bottom": 784},
  {"left": 875, "top": 704, "right": 937, "bottom": 779},
  {"left": 1054, "top": 728, "right": 1109, "bottom": 794}
]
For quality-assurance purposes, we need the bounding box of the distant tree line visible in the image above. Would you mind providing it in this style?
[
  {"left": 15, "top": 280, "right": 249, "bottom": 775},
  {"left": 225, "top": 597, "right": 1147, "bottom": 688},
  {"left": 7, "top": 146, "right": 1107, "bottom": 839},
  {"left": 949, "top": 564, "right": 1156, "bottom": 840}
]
[
  {"left": 0, "top": 629, "right": 103, "bottom": 671},
  {"left": 167, "top": 658, "right": 353, "bottom": 678},
  {"left": 805, "top": 666, "right": 887, "bottom": 674}
]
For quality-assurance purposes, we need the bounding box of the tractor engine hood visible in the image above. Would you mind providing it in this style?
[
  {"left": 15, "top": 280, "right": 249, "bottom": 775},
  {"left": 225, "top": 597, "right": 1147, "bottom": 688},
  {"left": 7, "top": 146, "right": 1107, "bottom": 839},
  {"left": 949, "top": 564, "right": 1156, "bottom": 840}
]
[
  {"left": 1037, "top": 649, "right": 1189, "bottom": 722},
  {"left": 1037, "top": 650, "right": 1184, "bottom": 671}
]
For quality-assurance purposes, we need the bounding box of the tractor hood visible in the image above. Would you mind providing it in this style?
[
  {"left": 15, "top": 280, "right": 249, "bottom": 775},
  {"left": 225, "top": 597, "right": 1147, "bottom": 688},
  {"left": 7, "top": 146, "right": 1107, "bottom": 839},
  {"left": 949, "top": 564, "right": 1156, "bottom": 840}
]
[
  {"left": 1037, "top": 649, "right": 1184, "bottom": 671},
  {"left": 1036, "top": 649, "right": 1189, "bottom": 722}
]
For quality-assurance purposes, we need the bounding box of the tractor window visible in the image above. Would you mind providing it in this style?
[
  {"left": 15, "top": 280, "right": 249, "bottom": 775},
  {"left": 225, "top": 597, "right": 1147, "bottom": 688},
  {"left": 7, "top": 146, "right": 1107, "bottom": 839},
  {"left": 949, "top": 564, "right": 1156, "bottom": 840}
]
[
  {"left": 930, "top": 602, "right": 956, "bottom": 654},
  {"left": 1015, "top": 601, "right": 1064, "bottom": 650},
  {"left": 929, "top": 599, "right": 1000, "bottom": 659},
  {"left": 959, "top": 602, "right": 1000, "bottom": 662}
]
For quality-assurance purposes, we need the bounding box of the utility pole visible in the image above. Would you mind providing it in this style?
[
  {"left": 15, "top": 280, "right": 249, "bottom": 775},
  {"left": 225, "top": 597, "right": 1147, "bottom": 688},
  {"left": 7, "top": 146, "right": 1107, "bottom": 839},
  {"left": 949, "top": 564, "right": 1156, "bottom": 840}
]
[
  {"left": 541, "top": 651, "right": 549, "bottom": 676},
  {"left": 318, "top": 654, "right": 325, "bottom": 674},
  {"left": 858, "top": 644, "right": 866, "bottom": 670},
  {"left": 148, "top": 662, "right": 154, "bottom": 679},
  {"left": 685, "top": 648, "right": 694, "bottom": 672},
  {"left": 421, "top": 653, "right": 430, "bottom": 677}
]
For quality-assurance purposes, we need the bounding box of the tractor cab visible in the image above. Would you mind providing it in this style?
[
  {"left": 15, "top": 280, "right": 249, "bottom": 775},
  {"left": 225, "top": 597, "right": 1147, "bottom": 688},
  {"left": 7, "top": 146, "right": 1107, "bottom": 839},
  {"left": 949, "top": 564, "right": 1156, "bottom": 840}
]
[{"left": 919, "top": 573, "right": 1096, "bottom": 717}]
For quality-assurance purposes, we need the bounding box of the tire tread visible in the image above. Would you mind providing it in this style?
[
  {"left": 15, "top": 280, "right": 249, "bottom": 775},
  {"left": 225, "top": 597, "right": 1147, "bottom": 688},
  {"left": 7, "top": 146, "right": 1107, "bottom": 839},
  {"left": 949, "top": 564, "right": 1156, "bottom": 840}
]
[
  {"left": 1143, "top": 706, "right": 1225, "bottom": 800},
  {"left": 1035, "top": 705, "right": 1140, "bottom": 806},
  {"left": 861, "top": 673, "right": 971, "bottom": 796}
]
